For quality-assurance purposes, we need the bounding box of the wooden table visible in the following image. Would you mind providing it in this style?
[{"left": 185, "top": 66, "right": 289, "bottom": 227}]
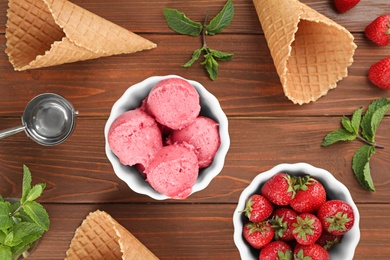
[{"left": 1, "top": 0, "right": 389, "bottom": 259}]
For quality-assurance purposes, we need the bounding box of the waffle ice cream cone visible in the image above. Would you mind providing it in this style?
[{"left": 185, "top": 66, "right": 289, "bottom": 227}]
[
  {"left": 65, "top": 210, "right": 158, "bottom": 260},
  {"left": 5, "top": 0, "right": 157, "bottom": 71},
  {"left": 253, "top": 0, "right": 357, "bottom": 104}
]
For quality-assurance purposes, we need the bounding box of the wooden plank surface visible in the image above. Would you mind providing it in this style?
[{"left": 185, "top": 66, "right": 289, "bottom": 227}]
[{"left": 1, "top": 0, "right": 390, "bottom": 259}]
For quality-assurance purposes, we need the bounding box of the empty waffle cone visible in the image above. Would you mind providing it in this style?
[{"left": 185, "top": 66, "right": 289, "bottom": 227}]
[
  {"left": 253, "top": 0, "right": 357, "bottom": 104},
  {"left": 65, "top": 210, "right": 158, "bottom": 260},
  {"left": 5, "top": 0, "right": 157, "bottom": 71}
]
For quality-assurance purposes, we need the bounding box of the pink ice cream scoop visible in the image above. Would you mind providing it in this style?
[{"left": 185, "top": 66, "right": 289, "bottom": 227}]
[
  {"left": 168, "top": 116, "right": 220, "bottom": 168},
  {"left": 146, "top": 78, "right": 200, "bottom": 130},
  {"left": 108, "top": 109, "right": 163, "bottom": 170},
  {"left": 146, "top": 143, "right": 199, "bottom": 199}
]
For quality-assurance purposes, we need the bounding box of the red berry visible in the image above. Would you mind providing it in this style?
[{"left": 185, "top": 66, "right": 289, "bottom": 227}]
[
  {"left": 317, "top": 200, "right": 355, "bottom": 236},
  {"left": 292, "top": 213, "right": 322, "bottom": 245},
  {"left": 290, "top": 176, "right": 326, "bottom": 213},
  {"left": 368, "top": 57, "right": 390, "bottom": 90},
  {"left": 334, "top": 0, "right": 360, "bottom": 13},
  {"left": 365, "top": 15, "right": 390, "bottom": 46},
  {"left": 243, "top": 221, "right": 274, "bottom": 249},
  {"left": 294, "top": 244, "right": 330, "bottom": 260},
  {"left": 259, "top": 240, "right": 292, "bottom": 260},
  {"left": 270, "top": 207, "right": 298, "bottom": 242},
  {"left": 316, "top": 232, "right": 342, "bottom": 250},
  {"left": 242, "top": 194, "right": 274, "bottom": 222},
  {"left": 262, "top": 173, "right": 295, "bottom": 206}
]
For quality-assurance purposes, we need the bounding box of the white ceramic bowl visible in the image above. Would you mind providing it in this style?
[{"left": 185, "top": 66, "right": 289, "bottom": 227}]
[
  {"left": 104, "top": 75, "right": 230, "bottom": 200},
  {"left": 233, "top": 163, "right": 360, "bottom": 260}
]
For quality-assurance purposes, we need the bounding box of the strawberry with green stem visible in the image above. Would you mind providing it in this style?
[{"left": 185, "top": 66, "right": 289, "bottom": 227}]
[
  {"left": 365, "top": 15, "right": 390, "bottom": 46},
  {"left": 261, "top": 173, "right": 296, "bottom": 206},
  {"left": 317, "top": 200, "right": 355, "bottom": 236},
  {"left": 270, "top": 207, "right": 298, "bottom": 242},
  {"left": 294, "top": 244, "right": 330, "bottom": 260},
  {"left": 241, "top": 194, "right": 274, "bottom": 223},
  {"left": 316, "top": 232, "right": 342, "bottom": 250},
  {"left": 243, "top": 221, "right": 274, "bottom": 249},
  {"left": 259, "top": 241, "right": 292, "bottom": 260},
  {"left": 290, "top": 176, "right": 326, "bottom": 214},
  {"left": 292, "top": 213, "right": 322, "bottom": 245}
]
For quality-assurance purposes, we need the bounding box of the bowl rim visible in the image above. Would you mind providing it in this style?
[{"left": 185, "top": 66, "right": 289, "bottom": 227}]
[
  {"left": 232, "top": 162, "right": 360, "bottom": 260},
  {"left": 104, "top": 75, "right": 230, "bottom": 200}
]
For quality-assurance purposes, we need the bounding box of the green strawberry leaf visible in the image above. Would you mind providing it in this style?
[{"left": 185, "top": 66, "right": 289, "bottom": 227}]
[
  {"left": 25, "top": 184, "right": 46, "bottom": 203},
  {"left": 352, "top": 145, "right": 376, "bottom": 191},
  {"left": 321, "top": 129, "right": 357, "bottom": 146},
  {"left": 206, "top": 0, "right": 234, "bottom": 35},
  {"left": 201, "top": 53, "right": 219, "bottom": 80},
  {"left": 22, "top": 201, "right": 50, "bottom": 231},
  {"left": 163, "top": 8, "right": 202, "bottom": 36},
  {"left": 0, "top": 202, "right": 13, "bottom": 231},
  {"left": 0, "top": 245, "right": 12, "bottom": 260},
  {"left": 361, "top": 98, "right": 390, "bottom": 142},
  {"left": 21, "top": 165, "right": 32, "bottom": 204},
  {"left": 183, "top": 47, "right": 204, "bottom": 68}
]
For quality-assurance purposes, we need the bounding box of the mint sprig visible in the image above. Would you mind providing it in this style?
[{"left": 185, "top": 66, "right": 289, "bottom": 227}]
[
  {"left": 0, "top": 165, "right": 49, "bottom": 259},
  {"left": 163, "top": 0, "right": 234, "bottom": 80},
  {"left": 322, "top": 98, "right": 390, "bottom": 191}
]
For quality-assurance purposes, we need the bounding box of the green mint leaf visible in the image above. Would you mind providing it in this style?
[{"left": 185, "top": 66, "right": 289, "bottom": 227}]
[
  {"left": 163, "top": 8, "right": 202, "bottom": 36},
  {"left": 4, "top": 232, "right": 22, "bottom": 247},
  {"left": 13, "top": 222, "right": 44, "bottom": 247},
  {"left": 351, "top": 107, "right": 363, "bottom": 134},
  {"left": 0, "top": 202, "right": 13, "bottom": 230},
  {"left": 0, "top": 245, "right": 12, "bottom": 260},
  {"left": 341, "top": 116, "right": 354, "bottom": 133},
  {"left": 21, "top": 165, "right": 32, "bottom": 204},
  {"left": 183, "top": 47, "right": 204, "bottom": 68},
  {"left": 0, "top": 230, "right": 6, "bottom": 243},
  {"left": 209, "top": 49, "right": 234, "bottom": 61},
  {"left": 205, "top": 0, "right": 234, "bottom": 35},
  {"left": 321, "top": 129, "right": 357, "bottom": 146},
  {"left": 0, "top": 195, "right": 4, "bottom": 202},
  {"left": 25, "top": 184, "right": 46, "bottom": 202},
  {"left": 352, "top": 145, "right": 376, "bottom": 191},
  {"left": 22, "top": 201, "right": 50, "bottom": 231},
  {"left": 361, "top": 98, "right": 390, "bottom": 142},
  {"left": 201, "top": 53, "right": 219, "bottom": 80}
]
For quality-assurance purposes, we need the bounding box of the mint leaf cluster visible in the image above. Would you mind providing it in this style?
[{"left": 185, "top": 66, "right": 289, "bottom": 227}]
[
  {"left": 164, "top": 0, "right": 234, "bottom": 80},
  {"left": 0, "top": 165, "right": 49, "bottom": 259},
  {"left": 322, "top": 98, "right": 390, "bottom": 191}
]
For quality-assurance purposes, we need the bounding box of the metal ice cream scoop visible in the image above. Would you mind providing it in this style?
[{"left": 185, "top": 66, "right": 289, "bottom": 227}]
[{"left": 0, "top": 93, "right": 78, "bottom": 146}]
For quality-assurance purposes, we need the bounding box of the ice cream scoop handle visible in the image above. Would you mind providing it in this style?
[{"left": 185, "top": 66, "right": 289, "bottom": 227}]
[{"left": 0, "top": 125, "right": 26, "bottom": 140}]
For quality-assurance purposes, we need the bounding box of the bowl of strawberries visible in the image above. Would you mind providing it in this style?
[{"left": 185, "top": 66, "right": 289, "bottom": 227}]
[{"left": 233, "top": 163, "right": 360, "bottom": 260}]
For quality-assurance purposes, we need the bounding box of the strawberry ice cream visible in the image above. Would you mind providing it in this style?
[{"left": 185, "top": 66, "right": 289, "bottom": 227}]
[
  {"left": 108, "top": 109, "right": 163, "bottom": 170},
  {"left": 168, "top": 116, "right": 220, "bottom": 168},
  {"left": 145, "top": 143, "right": 199, "bottom": 199},
  {"left": 146, "top": 78, "right": 200, "bottom": 130}
]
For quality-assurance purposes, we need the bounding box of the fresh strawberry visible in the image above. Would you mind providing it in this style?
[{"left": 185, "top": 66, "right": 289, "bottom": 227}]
[
  {"left": 241, "top": 194, "right": 274, "bottom": 222},
  {"left": 368, "top": 57, "right": 390, "bottom": 90},
  {"left": 294, "top": 244, "right": 330, "bottom": 260},
  {"left": 334, "top": 0, "right": 360, "bottom": 13},
  {"left": 270, "top": 207, "right": 298, "bottom": 242},
  {"left": 365, "top": 15, "right": 390, "bottom": 46},
  {"left": 259, "top": 240, "right": 292, "bottom": 260},
  {"left": 290, "top": 176, "right": 326, "bottom": 213},
  {"left": 316, "top": 232, "right": 342, "bottom": 250},
  {"left": 317, "top": 200, "right": 355, "bottom": 236},
  {"left": 261, "top": 173, "right": 296, "bottom": 206},
  {"left": 292, "top": 213, "right": 322, "bottom": 245},
  {"left": 243, "top": 221, "right": 274, "bottom": 249}
]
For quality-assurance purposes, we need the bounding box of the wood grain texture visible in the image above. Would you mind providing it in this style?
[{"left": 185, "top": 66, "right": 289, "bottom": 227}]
[{"left": 1, "top": 0, "right": 390, "bottom": 258}]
